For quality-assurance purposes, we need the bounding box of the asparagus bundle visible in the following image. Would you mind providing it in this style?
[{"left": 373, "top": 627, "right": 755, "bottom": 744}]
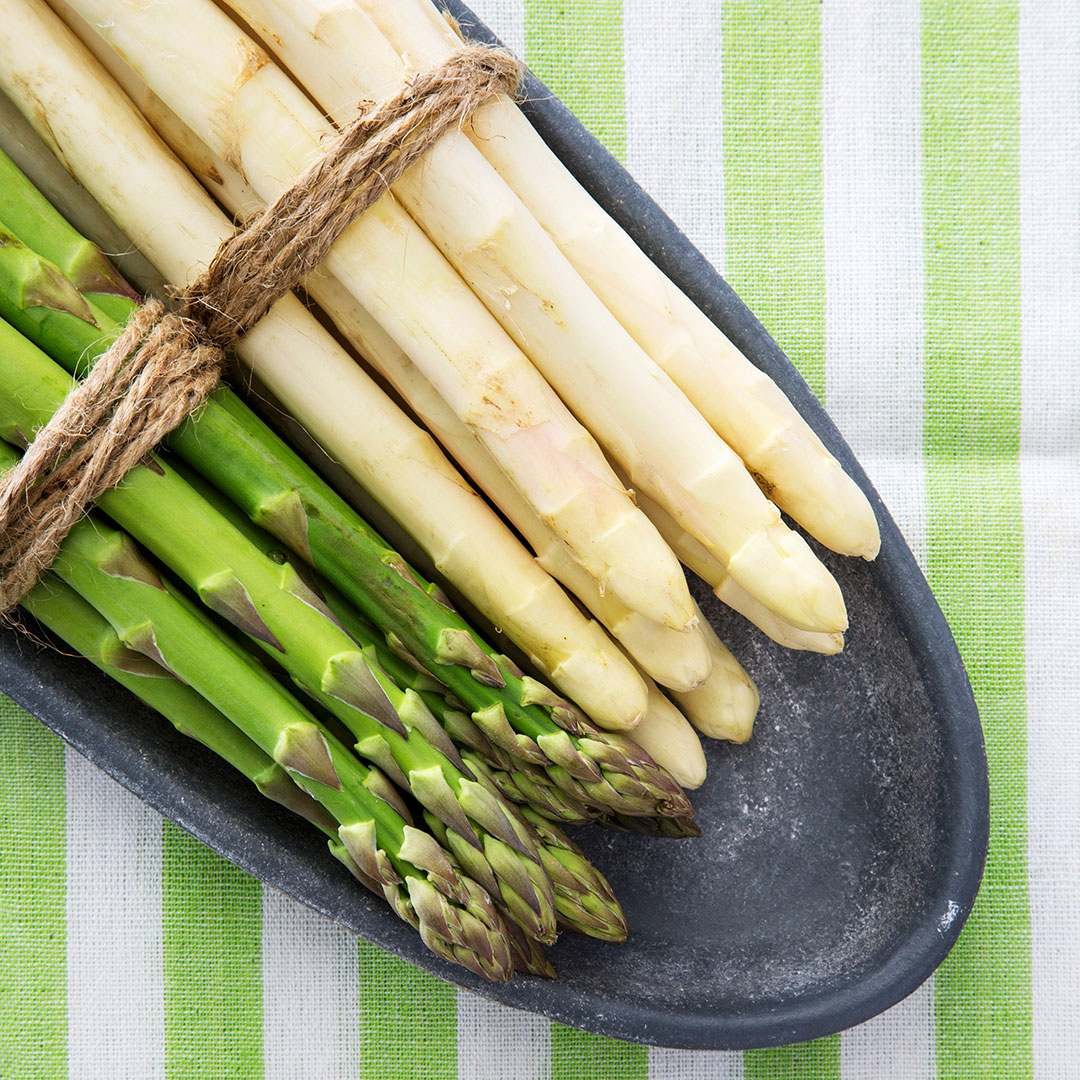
[
  {"left": 60, "top": 0, "right": 846, "bottom": 638},
  {"left": 0, "top": 232, "right": 692, "bottom": 835},
  {"left": 0, "top": 0, "right": 888, "bottom": 987}
]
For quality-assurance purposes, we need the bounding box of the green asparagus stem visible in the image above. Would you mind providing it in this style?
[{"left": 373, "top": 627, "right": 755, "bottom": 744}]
[
  {"left": 0, "top": 436, "right": 513, "bottom": 981},
  {"left": 0, "top": 206, "right": 693, "bottom": 826},
  {"left": 21, "top": 574, "right": 337, "bottom": 834},
  {"left": 0, "top": 148, "right": 137, "bottom": 321},
  {"left": 167, "top": 457, "right": 633, "bottom": 945}
]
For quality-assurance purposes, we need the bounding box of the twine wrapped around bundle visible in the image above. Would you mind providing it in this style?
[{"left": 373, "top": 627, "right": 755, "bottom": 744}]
[{"left": 0, "top": 43, "right": 519, "bottom": 615}]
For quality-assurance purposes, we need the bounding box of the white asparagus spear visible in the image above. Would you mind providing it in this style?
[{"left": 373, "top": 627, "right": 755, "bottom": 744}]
[
  {"left": 672, "top": 603, "right": 759, "bottom": 744},
  {"left": 4, "top": 0, "right": 650, "bottom": 730},
  {"left": 361, "top": 0, "right": 879, "bottom": 563},
  {"left": 211, "top": 0, "right": 846, "bottom": 637},
  {"left": 307, "top": 269, "right": 715, "bottom": 694},
  {"left": 628, "top": 481, "right": 845, "bottom": 656},
  {"left": 59, "top": 0, "right": 694, "bottom": 634},
  {"left": 626, "top": 679, "right": 707, "bottom": 790}
]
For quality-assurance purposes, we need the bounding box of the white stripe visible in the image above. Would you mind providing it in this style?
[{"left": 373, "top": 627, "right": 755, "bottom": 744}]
[
  {"left": 456, "top": 989, "right": 550, "bottom": 1080},
  {"left": 1020, "top": 3, "right": 1080, "bottom": 1075},
  {"left": 822, "top": 0, "right": 927, "bottom": 566},
  {"left": 822, "top": 2, "right": 936, "bottom": 1074},
  {"left": 65, "top": 748, "right": 165, "bottom": 1080},
  {"left": 262, "top": 888, "right": 361, "bottom": 1079},
  {"left": 650, "top": 1047, "right": 743, "bottom": 1079},
  {"left": 624, "top": 0, "right": 725, "bottom": 271},
  {"left": 467, "top": 0, "right": 525, "bottom": 57},
  {"left": 839, "top": 981, "right": 935, "bottom": 1080}
]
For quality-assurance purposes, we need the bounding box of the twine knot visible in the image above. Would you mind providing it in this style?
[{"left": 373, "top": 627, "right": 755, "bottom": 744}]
[{"left": 0, "top": 43, "right": 519, "bottom": 614}]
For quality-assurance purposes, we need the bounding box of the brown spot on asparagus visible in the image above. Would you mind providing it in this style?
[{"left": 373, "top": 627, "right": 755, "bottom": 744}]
[
  {"left": 257, "top": 489, "right": 312, "bottom": 562},
  {"left": 125, "top": 624, "right": 180, "bottom": 678},
  {"left": 97, "top": 532, "right": 167, "bottom": 591},
  {"left": 105, "top": 646, "right": 176, "bottom": 679}
]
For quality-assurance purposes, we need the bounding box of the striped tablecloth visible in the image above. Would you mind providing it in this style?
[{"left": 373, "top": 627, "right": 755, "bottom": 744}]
[{"left": 1, "top": 0, "right": 1074, "bottom": 1075}]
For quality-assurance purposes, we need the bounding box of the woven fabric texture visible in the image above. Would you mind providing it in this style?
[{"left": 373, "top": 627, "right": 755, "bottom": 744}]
[{"left": 2, "top": 0, "right": 1075, "bottom": 1076}]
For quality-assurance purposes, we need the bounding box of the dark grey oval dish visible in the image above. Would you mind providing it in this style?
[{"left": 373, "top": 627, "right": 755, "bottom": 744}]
[{"left": 0, "top": 1, "right": 988, "bottom": 1051}]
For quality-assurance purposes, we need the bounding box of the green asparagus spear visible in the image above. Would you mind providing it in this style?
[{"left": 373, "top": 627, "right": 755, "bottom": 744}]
[
  {"left": 0, "top": 178, "right": 693, "bottom": 824},
  {"left": 0, "top": 149, "right": 137, "bottom": 321},
  {"left": 21, "top": 574, "right": 337, "bottom": 834}
]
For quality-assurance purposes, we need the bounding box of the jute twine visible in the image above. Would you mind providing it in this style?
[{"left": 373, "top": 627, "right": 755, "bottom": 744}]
[{"left": 0, "top": 44, "right": 519, "bottom": 615}]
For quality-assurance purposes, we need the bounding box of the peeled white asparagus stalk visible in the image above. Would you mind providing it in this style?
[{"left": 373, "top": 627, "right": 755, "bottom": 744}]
[
  {"left": 625, "top": 679, "right": 707, "bottom": 790},
  {"left": 59, "top": 0, "right": 693, "bottom": 635},
  {"left": 309, "top": 269, "right": 715, "bottom": 694},
  {"left": 213, "top": 0, "right": 846, "bottom": 638},
  {"left": 361, "top": 0, "right": 880, "bottom": 563},
  {"left": 672, "top": 603, "right": 759, "bottom": 743},
  {"left": 4, "top": 0, "right": 650, "bottom": 731},
  {"left": 627, "top": 481, "right": 845, "bottom": 655}
]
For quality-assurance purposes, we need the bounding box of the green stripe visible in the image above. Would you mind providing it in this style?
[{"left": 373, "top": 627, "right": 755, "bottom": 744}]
[
  {"left": 744, "top": 1040, "right": 841, "bottom": 1080},
  {"left": 163, "top": 824, "right": 263, "bottom": 1078},
  {"left": 551, "top": 1025, "right": 647, "bottom": 1080},
  {"left": 724, "top": 1, "right": 838, "bottom": 1072},
  {"left": 0, "top": 700, "right": 66, "bottom": 1078},
  {"left": 525, "top": 0, "right": 626, "bottom": 161},
  {"left": 722, "top": 0, "right": 826, "bottom": 401},
  {"left": 922, "top": 2, "right": 1032, "bottom": 1076},
  {"left": 524, "top": 6, "right": 642, "bottom": 1075},
  {"left": 357, "top": 939, "right": 456, "bottom": 1079}
]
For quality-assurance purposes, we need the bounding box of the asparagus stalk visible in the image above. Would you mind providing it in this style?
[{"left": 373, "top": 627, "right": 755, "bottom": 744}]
[
  {"left": 671, "top": 603, "right": 760, "bottom": 744},
  {"left": 21, "top": 575, "right": 337, "bottom": 833},
  {"left": 0, "top": 15, "right": 650, "bottom": 736},
  {"left": 55, "top": 0, "right": 695, "bottom": 635},
  {"left": 0, "top": 136, "right": 138, "bottom": 322},
  {"left": 207, "top": 0, "right": 847, "bottom": 636},
  {"left": 0, "top": 441, "right": 514, "bottom": 981},
  {"left": 0, "top": 180, "right": 690, "bottom": 827},
  {"left": 361, "top": 0, "right": 880, "bottom": 563},
  {"left": 622, "top": 679, "right": 708, "bottom": 791},
  {"left": 630, "top": 481, "right": 845, "bottom": 656}
]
